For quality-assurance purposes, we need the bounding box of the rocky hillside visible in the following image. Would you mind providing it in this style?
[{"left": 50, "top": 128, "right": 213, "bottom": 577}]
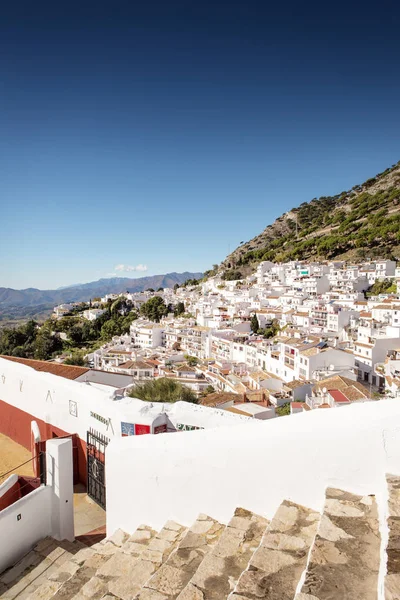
[{"left": 221, "top": 161, "right": 400, "bottom": 276}]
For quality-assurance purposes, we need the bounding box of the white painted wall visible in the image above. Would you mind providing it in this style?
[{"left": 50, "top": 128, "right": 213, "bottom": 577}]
[
  {"left": 0, "top": 359, "right": 247, "bottom": 441},
  {"left": 46, "top": 438, "right": 74, "bottom": 542},
  {"left": 0, "top": 438, "right": 74, "bottom": 573},
  {"left": 106, "top": 398, "right": 400, "bottom": 539},
  {"left": 0, "top": 474, "right": 18, "bottom": 500},
  {"left": 0, "top": 486, "right": 52, "bottom": 573}
]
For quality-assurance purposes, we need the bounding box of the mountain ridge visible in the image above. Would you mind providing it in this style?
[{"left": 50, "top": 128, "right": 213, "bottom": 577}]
[
  {"left": 221, "top": 160, "right": 400, "bottom": 276},
  {"left": 0, "top": 271, "right": 203, "bottom": 316}
]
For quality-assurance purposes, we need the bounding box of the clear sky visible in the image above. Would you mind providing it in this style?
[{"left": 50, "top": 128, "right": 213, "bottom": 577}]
[{"left": 1, "top": 0, "right": 399, "bottom": 290}]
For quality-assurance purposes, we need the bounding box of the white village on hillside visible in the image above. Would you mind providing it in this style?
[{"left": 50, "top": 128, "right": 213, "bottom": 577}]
[{"left": 1, "top": 258, "right": 400, "bottom": 599}]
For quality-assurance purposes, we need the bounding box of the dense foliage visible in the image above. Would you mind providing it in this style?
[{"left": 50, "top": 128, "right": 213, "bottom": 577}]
[
  {"left": 140, "top": 297, "right": 168, "bottom": 322},
  {"left": 367, "top": 278, "right": 398, "bottom": 296},
  {"left": 276, "top": 403, "right": 291, "bottom": 417},
  {"left": 226, "top": 162, "right": 400, "bottom": 269},
  {"left": 0, "top": 301, "right": 139, "bottom": 361},
  {"left": 221, "top": 269, "right": 243, "bottom": 281},
  {"left": 174, "top": 301, "right": 185, "bottom": 317},
  {"left": 250, "top": 314, "right": 280, "bottom": 339},
  {"left": 128, "top": 377, "right": 198, "bottom": 403},
  {"left": 0, "top": 320, "right": 63, "bottom": 360}
]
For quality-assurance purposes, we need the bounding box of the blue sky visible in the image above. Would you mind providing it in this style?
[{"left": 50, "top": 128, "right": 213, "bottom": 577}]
[{"left": 1, "top": 0, "right": 399, "bottom": 289}]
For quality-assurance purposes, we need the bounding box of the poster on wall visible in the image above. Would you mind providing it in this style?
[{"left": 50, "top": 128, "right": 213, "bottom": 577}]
[
  {"left": 121, "top": 422, "right": 135, "bottom": 436},
  {"left": 135, "top": 424, "right": 151, "bottom": 435},
  {"left": 154, "top": 424, "right": 167, "bottom": 434}
]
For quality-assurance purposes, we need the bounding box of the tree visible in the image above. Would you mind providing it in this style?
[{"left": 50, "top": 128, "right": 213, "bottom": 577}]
[
  {"left": 34, "top": 330, "right": 62, "bottom": 360},
  {"left": 221, "top": 270, "right": 242, "bottom": 281},
  {"left": 276, "top": 403, "right": 291, "bottom": 416},
  {"left": 100, "top": 319, "right": 121, "bottom": 340},
  {"left": 140, "top": 297, "right": 168, "bottom": 322},
  {"left": 200, "top": 385, "right": 215, "bottom": 397},
  {"left": 184, "top": 354, "right": 198, "bottom": 367},
  {"left": 146, "top": 288, "right": 155, "bottom": 293},
  {"left": 128, "top": 378, "right": 198, "bottom": 403},
  {"left": 68, "top": 324, "right": 84, "bottom": 345},
  {"left": 368, "top": 278, "right": 397, "bottom": 296},
  {"left": 174, "top": 302, "right": 185, "bottom": 317},
  {"left": 64, "top": 352, "right": 86, "bottom": 366},
  {"left": 157, "top": 287, "right": 164, "bottom": 292},
  {"left": 250, "top": 314, "right": 259, "bottom": 334},
  {"left": 173, "top": 283, "right": 180, "bottom": 291}
]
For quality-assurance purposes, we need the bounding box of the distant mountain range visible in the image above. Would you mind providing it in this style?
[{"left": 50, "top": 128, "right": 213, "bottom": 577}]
[{"left": 0, "top": 272, "right": 203, "bottom": 319}]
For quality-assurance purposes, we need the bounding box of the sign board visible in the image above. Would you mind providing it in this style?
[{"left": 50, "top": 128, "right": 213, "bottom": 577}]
[
  {"left": 121, "top": 422, "right": 135, "bottom": 436},
  {"left": 154, "top": 424, "right": 167, "bottom": 434},
  {"left": 135, "top": 424, "right": 151, "bottom": 436},
  {"left": 176, "top": 423, "right": 204, "bottom": 432}
]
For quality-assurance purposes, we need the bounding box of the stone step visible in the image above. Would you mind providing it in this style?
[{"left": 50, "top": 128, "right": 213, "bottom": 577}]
[
  {"left": 229, "top": 500, "right": 320, "bottom": 600},
  {"left": 177, "top": 508, "right": 269, "bottom": 600},
  {"left": 26, "top": 527, "right": 151, "bottom": 600},
  {"left": 0, "top": 538, "right": 86, "bottom": 600},
  {"left": 137, "top": 514, "right": 225, "bottom": 600},
  {"left": 230, "top": 500, "right": 320, "bottom": 600},
  {"left": 296, "top": 488, "right": 380, "bottom": 600},
  {"left": 73, "top": 521, "right": 186, "bottom": 600},
  {"left": 385, "top": 474, "right": 400, "bottom": 600}
]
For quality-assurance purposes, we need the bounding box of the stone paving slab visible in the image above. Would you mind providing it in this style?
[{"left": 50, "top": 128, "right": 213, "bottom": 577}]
[
  {"left": 177, "top": 508, "right": 269, "bottom": 600},
  {"left": 230, "top": 500, "right": 320, "bottom": 600},
  {"left": 138, "top": 514, "right": 225, "bottom": 600},
  {"left": 1, "top": 538, "right": 85, "bottom": 600},
  {"left": 107, "top": 521, "right": 187, "bottom": 600},
  {"left": 296, "top": 488, "right": 380, "bottom": 600},
  {"left": 385, "top": 474, "right": 400, "bottom": 600},
  {"left": 34, "top": 526, "right": 154, "bottom": 600}
]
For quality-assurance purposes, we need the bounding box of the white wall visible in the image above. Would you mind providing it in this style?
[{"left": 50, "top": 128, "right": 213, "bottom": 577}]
[
  {"left": 106, "top": 399, "right": 400, "bottom": 538},
  {"left": 0, "top": 484, "right": 52, "bottom": 573},
  {"left": 0, "top": 438, "right": 74, "bottom": 573},
  {"left": 0, "top": 474, "right": 18, "bottom": 500}
]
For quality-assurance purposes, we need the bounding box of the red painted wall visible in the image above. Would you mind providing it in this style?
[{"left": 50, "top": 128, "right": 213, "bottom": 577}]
[
  {"left": 0, "top": 398, "right": 87, "bottom": 485},
  {"left": 0, "top": 480, "right": 21, "bottom": 511}
]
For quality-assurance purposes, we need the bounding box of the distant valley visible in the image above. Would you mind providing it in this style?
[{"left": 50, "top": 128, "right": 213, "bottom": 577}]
[{"left": 0, "top": 271, "right": 203, "bottom": 321}]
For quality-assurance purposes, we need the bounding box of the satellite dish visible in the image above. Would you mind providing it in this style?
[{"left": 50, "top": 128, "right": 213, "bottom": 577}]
[{"left": 322, "top": 387, "right": 327, "bottom": 394}]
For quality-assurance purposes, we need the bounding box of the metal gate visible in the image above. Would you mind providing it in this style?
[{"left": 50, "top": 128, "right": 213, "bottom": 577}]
[{"left": 87, "top": 428, "right": 109, "bottom": 509}]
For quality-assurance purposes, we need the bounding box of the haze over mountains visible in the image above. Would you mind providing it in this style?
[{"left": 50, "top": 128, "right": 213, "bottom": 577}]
[{"left": 0, "top": 272, "right": 203, "bottom": 319}]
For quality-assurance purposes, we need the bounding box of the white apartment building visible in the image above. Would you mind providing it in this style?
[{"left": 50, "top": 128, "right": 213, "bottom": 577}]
[
  {"left": 130, "top": 321, "right": 165, "bottom": 349},
  {"left": 53, "top": 303, "right": 76, "bottom": 318},
  {"left": 82, "top": 308, "right": 106, "bottom": 321}
]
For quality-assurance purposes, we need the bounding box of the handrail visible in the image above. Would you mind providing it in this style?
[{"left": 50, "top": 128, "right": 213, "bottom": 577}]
[{"left": 0, "top": 455, "right": 39, "bottom": 482}]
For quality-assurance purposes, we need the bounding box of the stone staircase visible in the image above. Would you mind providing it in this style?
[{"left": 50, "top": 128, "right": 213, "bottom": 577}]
[{"left": 3, "top": 476, "right": 400, "bottom": 600}]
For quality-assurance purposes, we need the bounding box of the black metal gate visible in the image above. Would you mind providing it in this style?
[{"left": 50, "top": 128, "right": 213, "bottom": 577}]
[{"left": 87, "top": 428, "right": 109, "bottom": 509}]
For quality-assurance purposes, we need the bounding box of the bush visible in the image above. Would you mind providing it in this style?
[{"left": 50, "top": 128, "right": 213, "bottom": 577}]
[{"left": 128, "top": 378, "right": 198, "bottom": 403}]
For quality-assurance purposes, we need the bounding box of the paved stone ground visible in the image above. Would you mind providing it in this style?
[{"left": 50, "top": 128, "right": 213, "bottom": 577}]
[
  {"left": 297, "top": 488, "right": 380, "bottom": 600},
  {"left": 73, "top": 484, "right": 106, "bottom": 537},
  {"left": 385, "top": 474, "right": 400, "bottom": 600},
  {"left": 0, "top": 434, "right": 34, "bottom": 482},
  {"left": 231, "top": 500, "right": 320, "bottom": 600}
]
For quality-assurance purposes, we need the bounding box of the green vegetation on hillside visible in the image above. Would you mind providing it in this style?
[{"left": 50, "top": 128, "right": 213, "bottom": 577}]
[
  {"left": 128, "top": 377, "right": 198, "bottom": 403},
  {"left": 0, "top": 300, "right": 139, "bottom": 362},
  {"left": 140, "top": 297, "right": 168, "bottom": 322},
  {"left": 223, "top": 161, "right": 400, "bottom": 270},
  {"left": 367, "top": 278, "right": 397, "bottom": 296}
]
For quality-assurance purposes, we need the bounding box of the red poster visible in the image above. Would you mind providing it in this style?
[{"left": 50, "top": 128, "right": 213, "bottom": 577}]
[
  {"left": 154, "top": 424, "right": 167, "bottom": 434},
  {"left": 135, "top": 424, "right": 151, "bottom": 435}
]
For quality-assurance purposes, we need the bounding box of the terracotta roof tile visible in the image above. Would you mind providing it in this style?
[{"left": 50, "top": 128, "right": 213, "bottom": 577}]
[{"left": 0, "top": 356, "right": 89, "bottom": 380}]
